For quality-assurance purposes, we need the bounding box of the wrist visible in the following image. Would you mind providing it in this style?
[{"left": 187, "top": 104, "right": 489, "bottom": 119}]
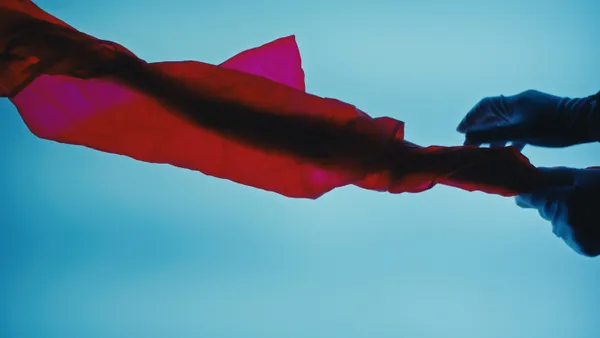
[
  {"left": 558, "top": 92, "right": 599, "bottom": 144},
  {"left": 566, "top": 186, "right": 600, "bottom": 257}
]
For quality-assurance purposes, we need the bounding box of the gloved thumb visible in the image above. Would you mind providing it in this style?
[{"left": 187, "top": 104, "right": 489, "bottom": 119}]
[
  {"left": 537, "top": 166, "right": 579, "bottom": 187},
  {"left": 515, "top": 187, "right": 571, "bottom": 224},
  {"left": 514, "top": 167, "right": 576, "bottom": 210}
]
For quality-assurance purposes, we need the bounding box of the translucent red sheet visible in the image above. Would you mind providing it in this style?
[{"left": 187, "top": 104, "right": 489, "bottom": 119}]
[{"left": 1, "top": 0, "right": 547, "bottom": 198}]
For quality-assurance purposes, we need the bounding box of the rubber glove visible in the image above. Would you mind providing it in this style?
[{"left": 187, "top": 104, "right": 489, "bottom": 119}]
[
  {"left": 516, "top": 167, "right": 600, "bottom": 257},
  {"left": 457, "top": 90, "right": 599, "bottom": 150}
]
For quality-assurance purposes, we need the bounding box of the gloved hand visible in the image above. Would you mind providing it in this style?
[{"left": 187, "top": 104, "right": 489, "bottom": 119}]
[
  {"left": 457, "top": 90, "right": 599, "bottom": 150},
  {"left": 516, "top": 166, "right": 600, "bottom": 257}
]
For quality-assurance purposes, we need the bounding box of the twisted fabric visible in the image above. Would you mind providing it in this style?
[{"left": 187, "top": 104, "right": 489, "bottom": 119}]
[{"left": 1, "top": 0, "right": 546, "bottom": 199}]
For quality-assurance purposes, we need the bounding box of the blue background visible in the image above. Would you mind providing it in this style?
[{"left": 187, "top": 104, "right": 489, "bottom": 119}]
[{"left": 2, "top": 0, "right": 599, "bottom": 337}]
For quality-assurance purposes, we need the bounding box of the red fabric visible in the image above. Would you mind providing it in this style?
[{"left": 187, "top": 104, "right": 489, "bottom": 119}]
[{"left": 1, "top": 0, "right": 546, "bottom": 198}]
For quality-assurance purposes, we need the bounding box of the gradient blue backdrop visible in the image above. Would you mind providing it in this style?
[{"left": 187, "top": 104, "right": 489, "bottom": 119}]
[{"left": 1, "top": 1, "right": 599, "bottom": 337}]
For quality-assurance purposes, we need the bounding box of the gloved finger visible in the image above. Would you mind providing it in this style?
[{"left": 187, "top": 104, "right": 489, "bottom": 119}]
[
  {"left": 538, "top": 187, "right": 570, "bottom": 223},
  {"left": 516, "top": 188, "right": 553, "bottom": 210},
  {"left": 463, "top": 138, "right": 482, "bottom": 147},
  {"left": 489, "top": 142, "right": 507, "bottom": 148},
  {"left": 515, "top": 193, "right": 539, "bottom": 209},
  {"left": 465, "top": 124, "right": 528, "bottom": 145},
  {"left": 457, "top": 98, "right": 494, "bottom": 133},
  {"left": 457, "top": 96, "right": 510, "bottom": 133}
]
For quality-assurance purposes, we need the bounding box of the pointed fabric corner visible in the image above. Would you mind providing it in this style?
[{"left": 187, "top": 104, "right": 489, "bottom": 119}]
[
  {"left": 219, "top": 35, "right": 305, "bottom": 91},
  {"left": 1, "top": 1, "right": 546, "bottom": 199}
]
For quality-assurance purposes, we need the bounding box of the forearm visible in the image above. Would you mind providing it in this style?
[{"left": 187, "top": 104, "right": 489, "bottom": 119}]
[
  {"left": 564, "top": 91, "right": 600, "bottom": 144},
  {"left": 592, "top": 91, "right": 600, "bottom": 143}
]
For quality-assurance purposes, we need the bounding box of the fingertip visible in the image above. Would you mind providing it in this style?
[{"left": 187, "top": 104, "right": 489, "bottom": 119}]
[
  {"left": 465, "top": 125, "right": 521, "bottom": 146},
  {"left": 511, "top": 142, "right": 526, "bottom": 152},
  {"left": 457, "top": 101, "right": 484, "bottom": 133},
  {"left": 464, "top": 131, "right": 494, "bottom": 146},
  {"left": 456, "top": 120, "right": 467, "bottom": 133},
  {"left": 463, "top": 138, "right": 481, "bottom": 147}
]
